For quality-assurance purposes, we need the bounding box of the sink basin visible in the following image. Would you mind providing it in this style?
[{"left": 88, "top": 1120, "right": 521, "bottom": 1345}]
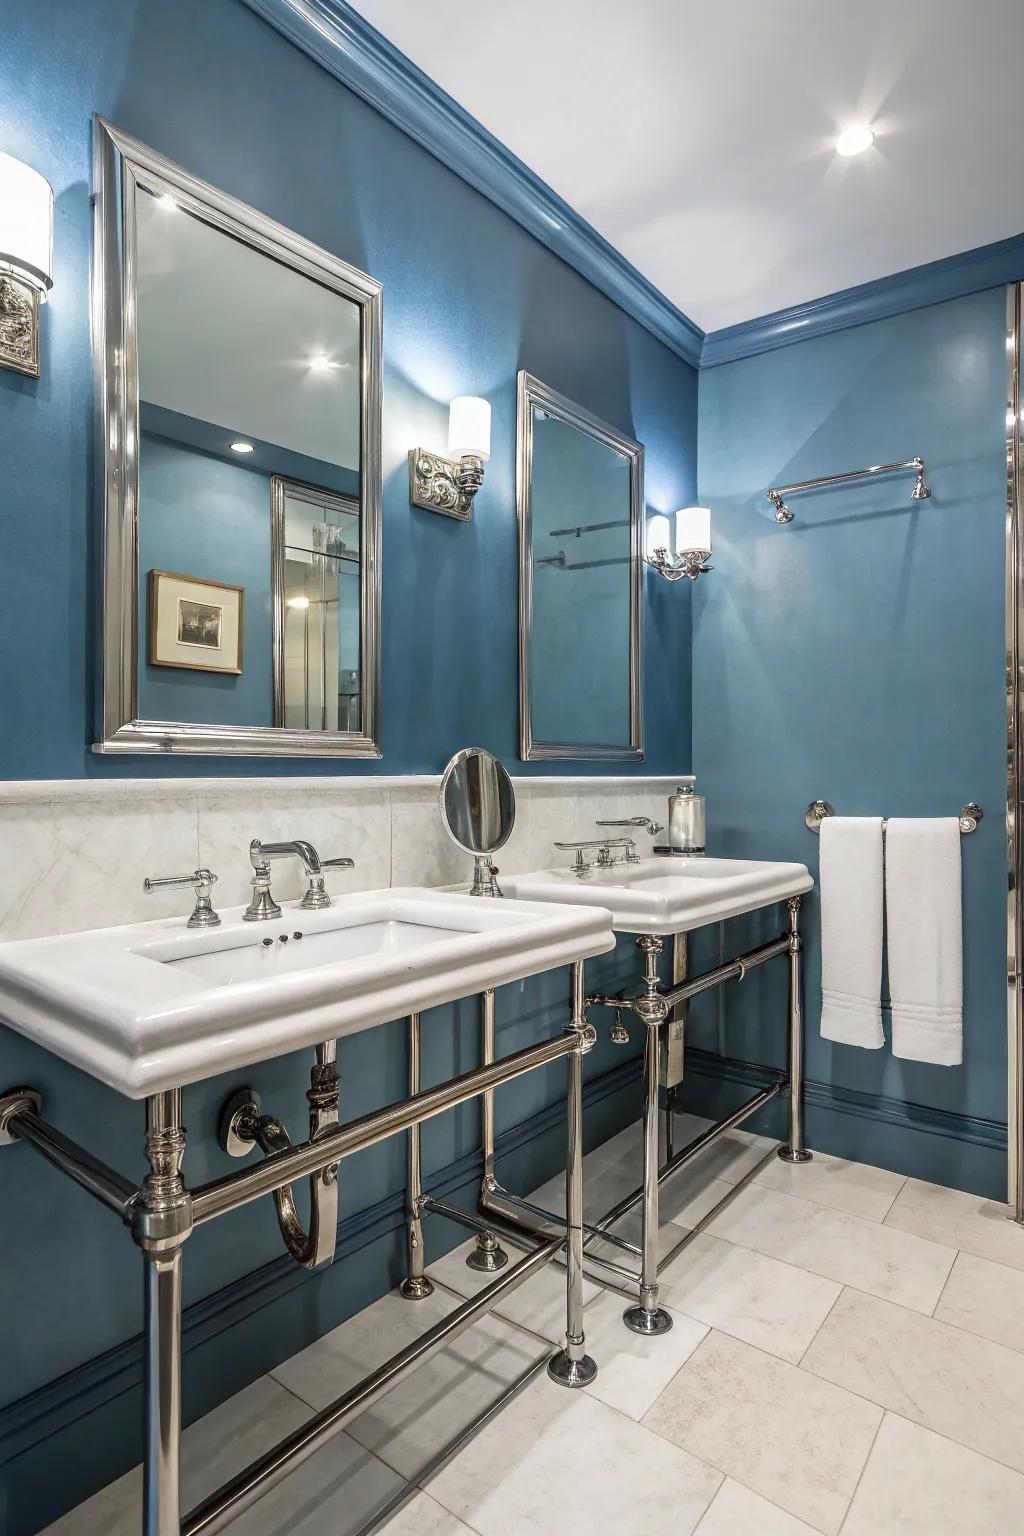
[
  {"left": 499, "top": 857, "right": 813, "bottom": 935},
  {"left": 0, "top": 888, "right": 615, "bottom": 1098}
]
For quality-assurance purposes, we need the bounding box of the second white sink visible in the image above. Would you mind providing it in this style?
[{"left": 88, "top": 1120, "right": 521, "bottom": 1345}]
[{"left": 499, "top": 856, "right": 813, "bottom": 935}]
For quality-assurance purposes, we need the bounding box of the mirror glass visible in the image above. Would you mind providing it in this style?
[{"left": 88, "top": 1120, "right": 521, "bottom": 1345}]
[
  {"left": 440, "top": 748, "right": 516, "bottom": 855},
  {"left": 95, "top": 120, "right": 381, "bottom": 755},
  {"left": 517, "top": 372, "right": 643, "bottom": 760}
]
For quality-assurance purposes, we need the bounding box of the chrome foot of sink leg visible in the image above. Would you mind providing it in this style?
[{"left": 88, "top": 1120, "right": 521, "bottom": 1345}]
[
  {"left": 466, "top": 1230, "right": 508, "bottom": 1272},
  {"left": 623, "top": 1302, "right": 673, "bottom": 1336},
  {"left": 547, "top": 1343, "right": 597, "bottom": 1388},
  {"left": 550, "top": 961, "right": 598, "bottom": 1389},
  {"left": 399, "top": 1272, "right": 434, "bottom": 1301}
]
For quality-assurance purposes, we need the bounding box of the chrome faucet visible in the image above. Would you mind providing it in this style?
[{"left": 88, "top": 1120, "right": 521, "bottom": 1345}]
[
  {"left": 554, "top": 837, "right": 639, "bottom": 878},
  {"left": 245, "top": 839, "right": 355, "bottom": 921},
  {"left": 595, "top": 815, "right": 664, "bottom": 836}
]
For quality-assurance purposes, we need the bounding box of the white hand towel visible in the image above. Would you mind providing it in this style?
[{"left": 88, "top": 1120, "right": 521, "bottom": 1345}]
[
  {"left": 819, "top": 816, "right": 885, "bottom": 1048},
  {"left": 885, "top": 818, "right": 963, "bottom": 1066}
]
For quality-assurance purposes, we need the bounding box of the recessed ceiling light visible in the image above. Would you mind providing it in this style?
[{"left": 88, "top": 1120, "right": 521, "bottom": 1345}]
[
  {"left": 836, "top": 125, "right": 875, "bottom": 157},
  {"left": 230, "top": 440, "right": 254, "bottom": 454}
]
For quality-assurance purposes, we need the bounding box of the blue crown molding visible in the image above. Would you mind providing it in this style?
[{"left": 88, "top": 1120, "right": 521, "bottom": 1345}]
[
  {"left": 239, "top": 0, "right": 704, "bottom": 369},
  {"left": 701, "top": 233, "right": 1024, "bottom": 367}
]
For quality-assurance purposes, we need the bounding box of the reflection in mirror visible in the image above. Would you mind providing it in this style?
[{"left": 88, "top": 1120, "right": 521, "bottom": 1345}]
[
  {"left": 516, "top": 372, "right": 643, "bottom": 760},
  {"left": 273, "top": 480, "right": 361, "bottom": 732},
  {"left": 94, "top": 118, "right": 381, "bottom": 755},
  {"left": 439, "top": 747, "right": 516, "bottom": 899}
]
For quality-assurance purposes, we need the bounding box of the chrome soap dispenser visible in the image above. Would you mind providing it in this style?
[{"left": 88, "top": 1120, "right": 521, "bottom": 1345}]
[{"left": 655, "top": 777, "right": 706, "bottom": 856}]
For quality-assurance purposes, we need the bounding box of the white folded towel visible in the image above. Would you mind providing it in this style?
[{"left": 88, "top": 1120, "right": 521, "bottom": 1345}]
[
  {"left": 819, "top": 816, "right": 885, "bottom": 1048},
  {"left": 885, "top": 818, "right": 963, "bottom": 1065}
]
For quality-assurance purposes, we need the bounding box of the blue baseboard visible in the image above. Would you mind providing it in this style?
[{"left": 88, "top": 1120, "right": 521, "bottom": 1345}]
[
  {"left": 0, "top": 1055, "right": 641, "bottom": 1533},
  {"left": 678, "top": 1047, "right": 1008, "bottom": 1200}
]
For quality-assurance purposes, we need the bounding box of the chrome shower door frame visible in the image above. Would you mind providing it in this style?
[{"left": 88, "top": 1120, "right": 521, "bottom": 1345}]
[{"left": 1007, "top": 282, "right": 1024, "bottom": 1224}]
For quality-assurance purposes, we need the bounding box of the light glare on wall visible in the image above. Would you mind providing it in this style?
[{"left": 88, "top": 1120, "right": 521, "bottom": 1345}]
[{"left": 0, "top": 150, "right": 54, "bottom": 378}]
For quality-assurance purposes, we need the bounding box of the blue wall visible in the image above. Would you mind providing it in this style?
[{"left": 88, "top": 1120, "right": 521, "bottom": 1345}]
[
  {"left": 0, "top": 1, "right": 695, "bottom": 1527},
  {"left": 692, "top": 287, "right": 1008, "bottom": 1195},
  {"left": 138, "top": 433, "right": 275, "bottom": 725},
  {"left": 0, "top": 0, "right": 696, "bottom": 783}
]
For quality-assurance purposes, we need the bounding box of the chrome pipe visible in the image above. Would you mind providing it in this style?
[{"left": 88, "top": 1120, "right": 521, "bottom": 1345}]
[
  {"left": 480, "top": 1187, "right": 641, "bottom": 1285},
  {"left": 624, "top": 935, "right": 673, "bottom": 1336},
  {"left": 547, "top": 961, "right": 597, "bottom": 1387},
  {"left": 141, "top": 1090, "right": 188, "bottom": 1536},
  {"left": 778, "top": 897, "right": 812, "bottom": 1164},
  {"left": 664, "top": 931, "right": 687, "bottom": 1159},
  {"left": 3, "top": 1107, "right": 137, "bottom": 1220},
  {"left": 659, "top": 934, "right": 789, "bottom": 1012},
  {"left": 181, "top": 1236, "right": 562, "bottom": 1536},
  {"left": 466, "top": 988, "right": 508, "bottom": 1274},
  {"left": 589, "top": 1078, "right": 785, "bottom": 1239},
  {"left": 400, "top": 1013, "right": 434, "bottom": 1300},
  {"left": 482, "top": 1184, "right": 641, "bottom": 1257},
  {"left": 192, "top": 1031, "right": 578, "bottom": 1226}
]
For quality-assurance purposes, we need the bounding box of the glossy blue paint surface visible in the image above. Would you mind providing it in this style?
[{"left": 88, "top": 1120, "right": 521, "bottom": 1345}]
[
  {"left": 694, "top": 289, "right": 1008, "bottom": 1157},
  {"left": 0, "top": 0, "right": 696, "bottom": 782}
]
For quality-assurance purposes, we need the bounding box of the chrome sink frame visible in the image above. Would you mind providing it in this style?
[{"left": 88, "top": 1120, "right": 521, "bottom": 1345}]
[
  {"left": 0, "top": 962, "right": 597, "bottom": 1536},
  {"left": 466, "top": 896, "right": 810, "bottom": 1335}
]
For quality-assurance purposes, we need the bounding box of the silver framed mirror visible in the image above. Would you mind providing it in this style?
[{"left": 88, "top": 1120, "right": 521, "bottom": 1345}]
[
  {"left": 92, "top": 117, "right": 382, "bottom": 756},
  {"left": 439, "top": 747, "right": 516, "bottom": 897},
  {"left": 516, "top": 370, "right": 643, "bottom": 761}
]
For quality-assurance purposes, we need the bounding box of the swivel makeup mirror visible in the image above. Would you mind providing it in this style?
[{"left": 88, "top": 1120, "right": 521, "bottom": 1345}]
[{"left": 439, "top": 747, "right": 516, "bottom": 897}]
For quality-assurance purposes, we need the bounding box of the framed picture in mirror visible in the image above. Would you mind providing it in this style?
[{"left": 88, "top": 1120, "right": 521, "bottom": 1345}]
[{"left": 147, "top": 570, "right": 245, "bottom": 674}]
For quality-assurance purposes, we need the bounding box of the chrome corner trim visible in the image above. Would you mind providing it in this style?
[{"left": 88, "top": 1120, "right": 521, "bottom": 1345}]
[
  {"left": 91, "top": 116, "right": 383, "bottom": 759},
  {"left": 516, "top": 370, "right": 644, "bottom": 762},
  {"left": 237, "top": 0, "right": 703, "bottom": 369},
  {"left": 1007, "top": 282, "right": 1024, "bottom": 1224}
]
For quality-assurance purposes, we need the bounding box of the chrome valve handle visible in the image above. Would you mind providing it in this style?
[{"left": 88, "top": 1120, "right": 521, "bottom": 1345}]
[{"left": 143, "top": 869, "right": 220, "bottom": 929}]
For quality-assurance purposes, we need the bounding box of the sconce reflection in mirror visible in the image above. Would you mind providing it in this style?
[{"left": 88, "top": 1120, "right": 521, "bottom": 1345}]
[
  {"left": 410, "top": 395, "right": 491, "bottom": 522},
  {"left": 644, "top": 507, "right": 713, "bottom": 582},
  {"left": 0, "top": 151, "right": 54, "bottom": 379}
]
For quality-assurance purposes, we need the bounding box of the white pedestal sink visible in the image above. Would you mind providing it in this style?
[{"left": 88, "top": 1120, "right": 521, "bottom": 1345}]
[
  {"left": 0, "top": 886, "right": 615, "bottom": 1096},
  {"left": 499, "top": 855, "right": 813, "bottom": 934}
]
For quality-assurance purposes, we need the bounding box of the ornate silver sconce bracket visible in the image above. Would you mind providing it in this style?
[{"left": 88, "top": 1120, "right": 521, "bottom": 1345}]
[
  {"left": 0, "top": 272, "right": 40, "bottom": 378},
  {"left": 409, "top": 448, "right": 484, "bottom": 521}
]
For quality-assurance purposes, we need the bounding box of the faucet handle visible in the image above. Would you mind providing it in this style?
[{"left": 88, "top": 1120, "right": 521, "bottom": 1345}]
[
  {"left": 596, "top": 816, "right": 664, "bottom": 836},
  {"left": 144, "top": 869, "right": 221, "bottom": 929},
  {"left": 300, "top": 856, "right": 355, "bottom": 911}
]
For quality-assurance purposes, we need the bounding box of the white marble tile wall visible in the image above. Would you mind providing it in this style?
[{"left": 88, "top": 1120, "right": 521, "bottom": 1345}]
[{"left": 0, "top": 775, "right": 681, "bottom": 941}]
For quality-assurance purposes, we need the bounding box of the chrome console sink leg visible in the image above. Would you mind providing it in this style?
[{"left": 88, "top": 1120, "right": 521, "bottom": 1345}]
[
  {"left": 400, "top": 1012, "right": 435, "bottom": 1300},
  {"left": 778, "top": 896, "right": 813, "bottom": 1165},
  {"left": 135, "top": 1089, "right": 192, "bottom": 1536},
  {"left": 468, "top": 988, "right": 508, "bottom": 1275},
  {"left": 549, "top": 961, "right": 598, "bottom": 1387},
  {"left": 624, "top": 935, "right": 673, "bottom": 1337}
]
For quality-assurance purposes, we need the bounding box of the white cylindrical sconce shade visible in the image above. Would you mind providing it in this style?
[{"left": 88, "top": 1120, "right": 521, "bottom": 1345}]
[
  {"left": 448, "top": 396, "right": 491, "bottom": 462},
  {"left": 0, "top": 151, "right": 54, "bottom": 295},
  {"left": 675, "top": 506, "right": 712, "bottom": 554},
  {"left": 645, "top": 513, "right": 673, "bottom": 561}
]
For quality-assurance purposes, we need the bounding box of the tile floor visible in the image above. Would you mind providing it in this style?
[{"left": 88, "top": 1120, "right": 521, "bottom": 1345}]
[{"left": 45, "top": 1115, "right": 1024, "bottom": 1536}]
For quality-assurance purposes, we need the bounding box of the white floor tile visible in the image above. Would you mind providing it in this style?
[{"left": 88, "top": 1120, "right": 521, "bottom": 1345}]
[
  {"left": 580, "top": 1289, "right": 709, "bottom": 1420},
  {"left": 424, "top": 1236, "right": 602, "bottom": 1343},
  {"left": 695, "top": 1478, "right": 821, "bottom": 1535},
  {"left": 427, "top": 1372, "right": 723, "bottom": 1536},
  {"left": 801, "top": 1286, "right": 1024, "bottom": 1474},
  {"left": 272, "top": 1286, "right": 547, "bottom": 1480},
  {"left": 841, "top": 1413, "right": 1024, "bottom": 1536},
  {"left": 642, "top": 1330, "right": 882, "bottom": 1535},
  {"left": 40, "top": 1375, "right": 402, "bottom": 1536},
  {"left": 884, "top": 1177, "right": 1024, "bottom": 1272},
  {"left": 378, "top": 1489, "right": 480, "bottom": 1535},
  {"left": 658, "top": 1232, "right": 842, "bottom": 1363},
  {"left": 705, "top": 1184, "right": 955, "bottom": 1313},
  {"left": 754, "top": 1148, "right": 905, "bottom": 1222},
  {"left": 934, "top": 1250, "right": 1024, "bottom": 1353}
]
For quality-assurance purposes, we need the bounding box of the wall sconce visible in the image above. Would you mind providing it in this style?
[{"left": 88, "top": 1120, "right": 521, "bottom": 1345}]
[
  {"left": 0, "top": 151, "right": 54, "bottom": 379},
  {"left": 644, "top": 506, "right": 713, "bottom": 581},
  {"left": 409, "top": 396, "right": 491, "bottom": 522}
]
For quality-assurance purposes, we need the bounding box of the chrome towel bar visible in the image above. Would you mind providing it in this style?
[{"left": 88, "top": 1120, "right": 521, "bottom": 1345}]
[
  {"left": 767, "top": 456, "right": 930, "bottom": 524},
  {"left": 805, "top": 800, "right": 983, "bottom": 835}
]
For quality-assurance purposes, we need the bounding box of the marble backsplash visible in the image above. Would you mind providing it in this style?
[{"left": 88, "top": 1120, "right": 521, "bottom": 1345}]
[{"left": 0, "top": 775, "right": 681, "bottom": 941}]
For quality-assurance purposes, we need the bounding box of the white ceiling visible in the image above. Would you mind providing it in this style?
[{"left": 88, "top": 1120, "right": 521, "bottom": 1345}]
[{"left": 353, "top": 0, "right": 1024, "bottom": 333}]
